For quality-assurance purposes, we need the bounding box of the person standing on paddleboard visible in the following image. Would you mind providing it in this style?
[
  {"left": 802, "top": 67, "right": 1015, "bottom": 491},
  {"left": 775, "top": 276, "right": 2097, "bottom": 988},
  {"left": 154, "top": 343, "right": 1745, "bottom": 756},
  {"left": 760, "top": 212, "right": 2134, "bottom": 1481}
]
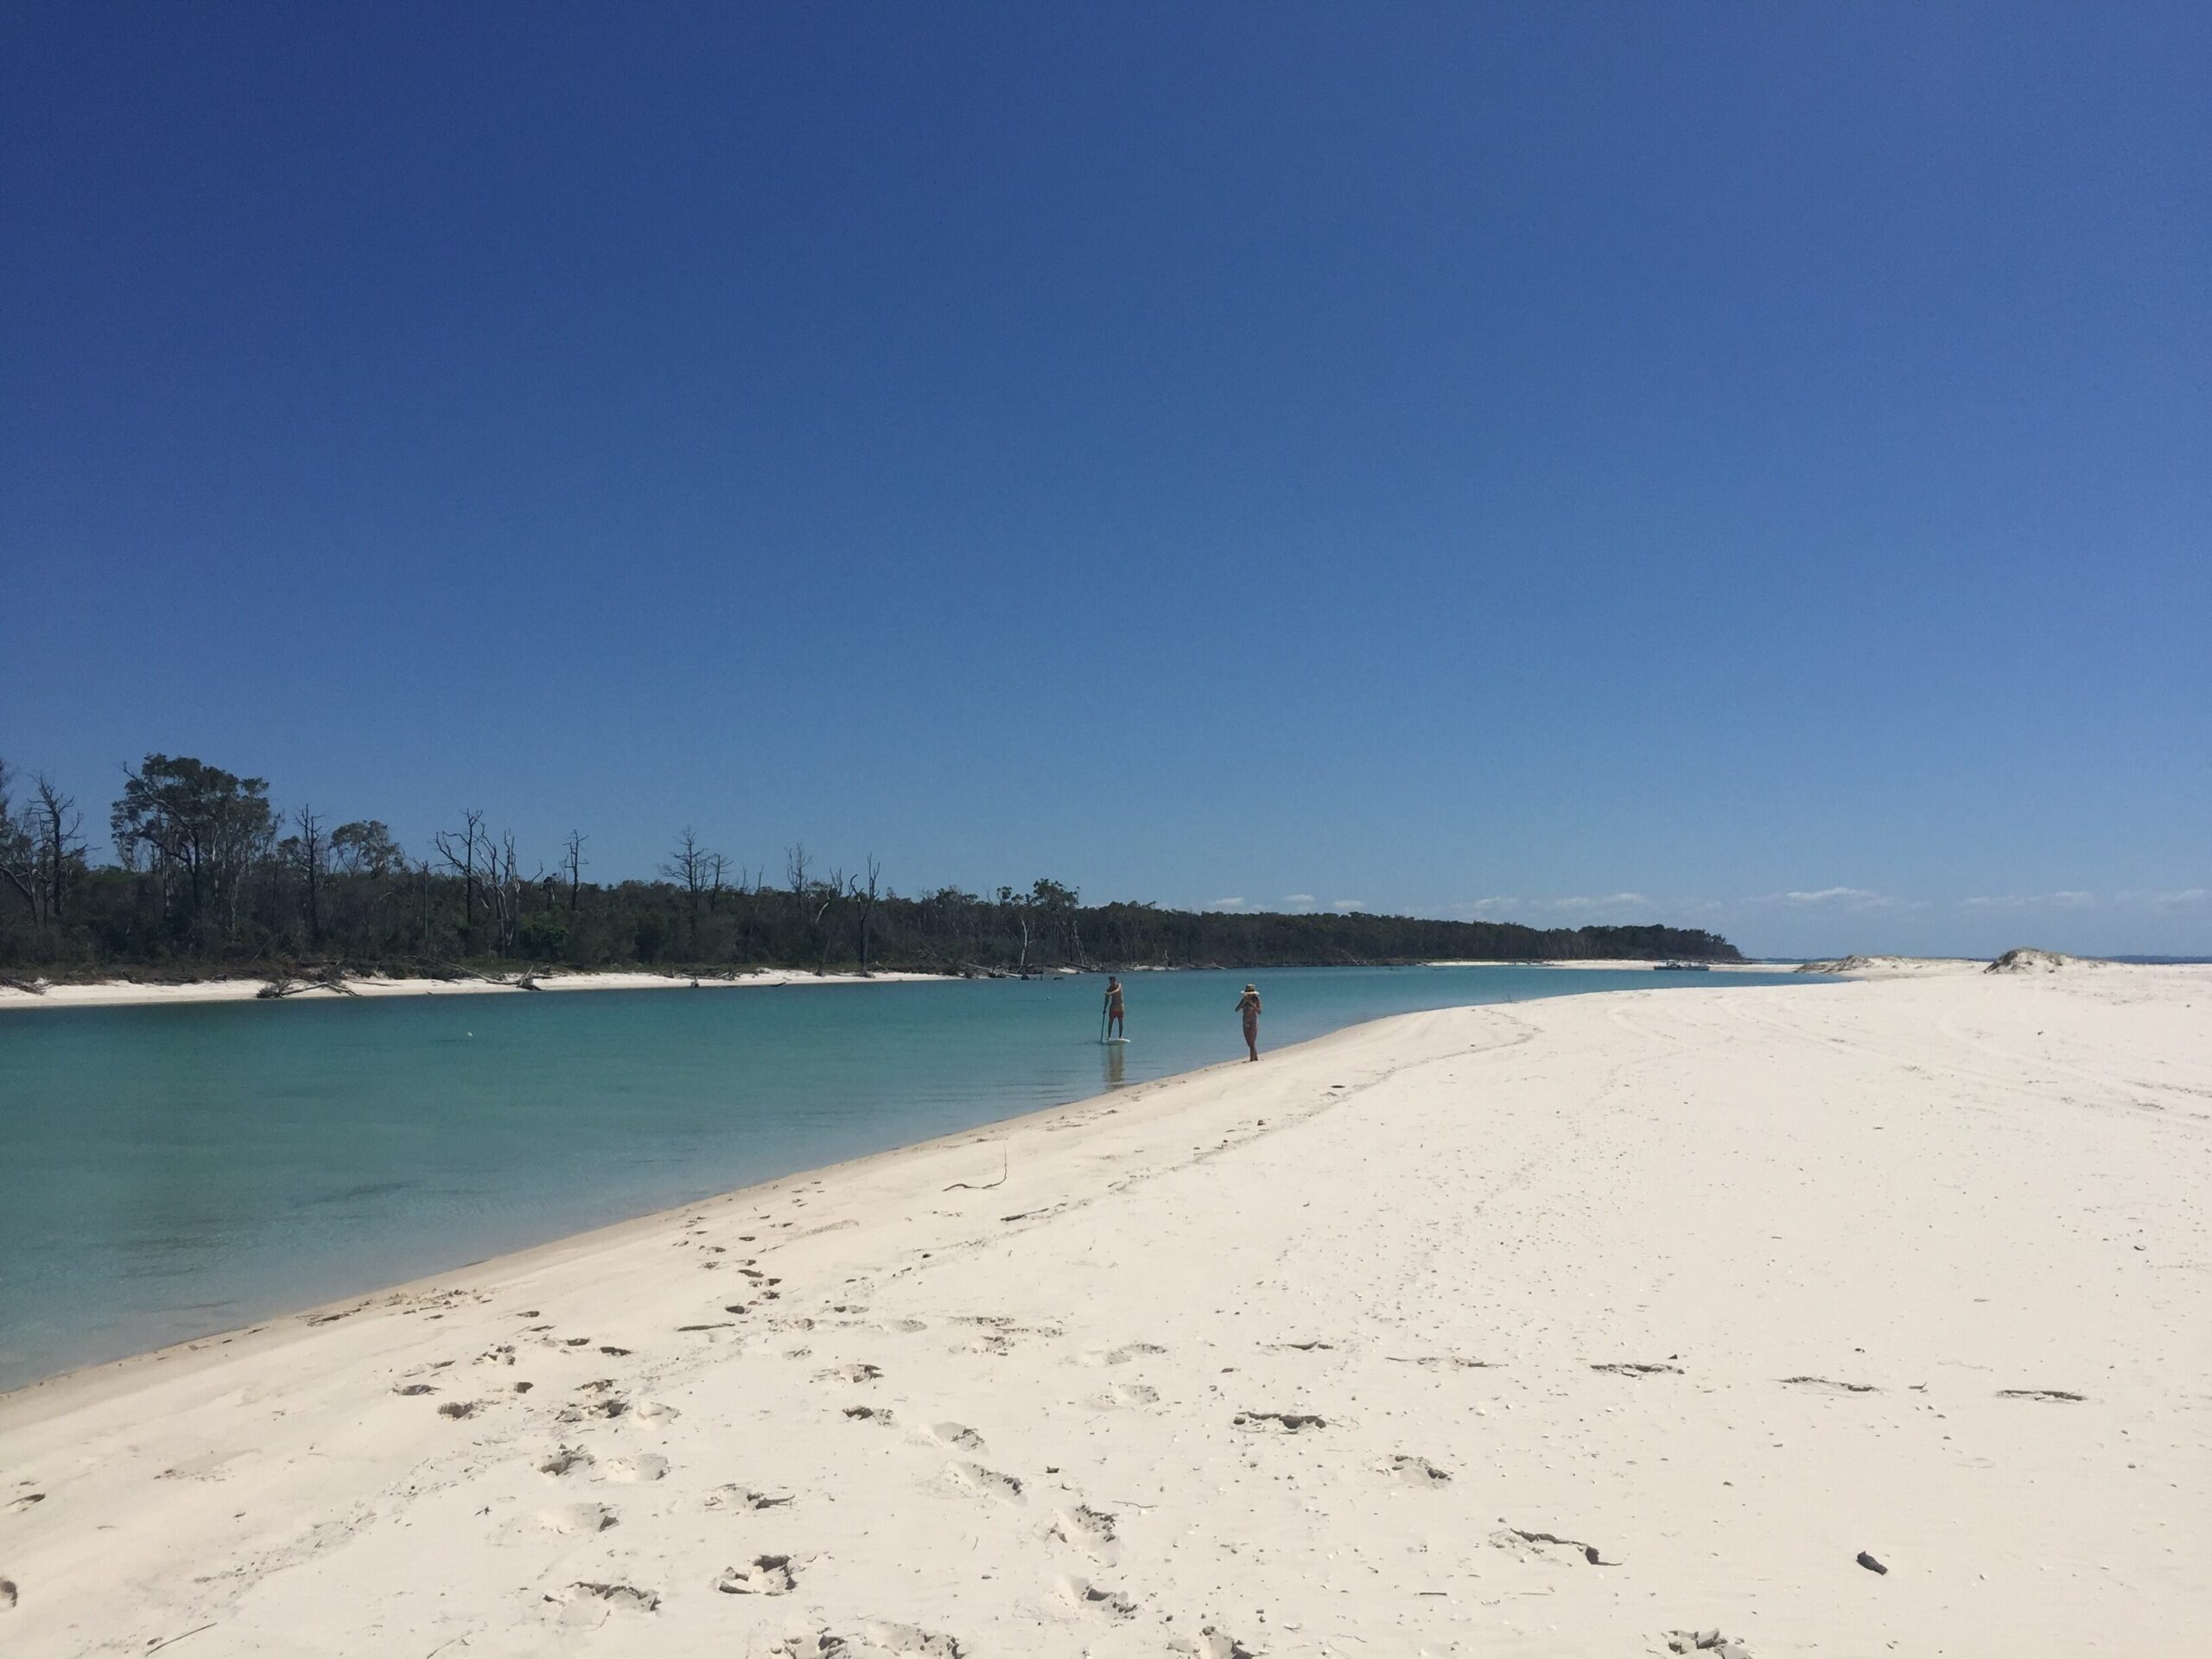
[
  {"left": 1103, "top": 975, "right": 1126, "bottom": 1041},
  {"left": 1236, "top": 982, "right": 1262, "bottom": 1061}
]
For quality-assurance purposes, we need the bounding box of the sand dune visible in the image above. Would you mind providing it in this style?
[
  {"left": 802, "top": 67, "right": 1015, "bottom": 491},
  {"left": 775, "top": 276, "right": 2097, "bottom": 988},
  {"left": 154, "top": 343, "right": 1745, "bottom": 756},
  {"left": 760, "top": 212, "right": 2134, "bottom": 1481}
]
[
  {"left": 1793, "top": 955, "right": 1987, "bottom": 978},
  {"left": 2, "top": 967, "right": 2205, "bottom": 1655}
]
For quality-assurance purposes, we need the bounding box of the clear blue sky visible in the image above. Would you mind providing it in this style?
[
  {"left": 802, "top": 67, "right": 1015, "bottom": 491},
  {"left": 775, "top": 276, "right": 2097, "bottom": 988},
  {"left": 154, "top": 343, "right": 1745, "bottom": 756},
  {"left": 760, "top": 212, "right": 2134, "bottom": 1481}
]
[{"left": 3, "top": 3, "right": 2205, "bottom": 958}]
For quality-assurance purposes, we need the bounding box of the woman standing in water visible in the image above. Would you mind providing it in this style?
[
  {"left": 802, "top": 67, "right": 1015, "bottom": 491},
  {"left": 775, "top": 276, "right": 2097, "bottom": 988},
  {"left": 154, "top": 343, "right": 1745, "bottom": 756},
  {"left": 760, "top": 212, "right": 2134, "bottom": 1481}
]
[{"left": 1235, "top": 982, "right": 1262, "bottom": 1061}]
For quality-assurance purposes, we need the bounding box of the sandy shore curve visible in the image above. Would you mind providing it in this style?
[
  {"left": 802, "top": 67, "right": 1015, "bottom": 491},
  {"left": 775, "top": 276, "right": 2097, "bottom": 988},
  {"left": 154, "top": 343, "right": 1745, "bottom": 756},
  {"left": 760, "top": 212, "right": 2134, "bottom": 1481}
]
[{"left": 1, "top": 966, "right": 2204, "bottom": 1655}]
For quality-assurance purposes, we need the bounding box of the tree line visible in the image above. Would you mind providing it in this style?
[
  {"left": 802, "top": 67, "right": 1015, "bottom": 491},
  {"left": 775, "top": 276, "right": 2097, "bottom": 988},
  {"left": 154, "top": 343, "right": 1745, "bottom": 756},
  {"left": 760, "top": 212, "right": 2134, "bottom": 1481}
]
[{"left": 0, "top": 753, "right": 1742, "bottom": 980}]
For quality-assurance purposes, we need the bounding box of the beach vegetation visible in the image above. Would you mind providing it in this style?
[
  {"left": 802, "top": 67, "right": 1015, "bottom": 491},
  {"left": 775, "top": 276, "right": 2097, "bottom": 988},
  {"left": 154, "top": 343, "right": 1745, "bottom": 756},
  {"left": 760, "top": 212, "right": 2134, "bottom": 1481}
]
[{"left": 0, "top": 751, "right": 1742, "bottom": 978}]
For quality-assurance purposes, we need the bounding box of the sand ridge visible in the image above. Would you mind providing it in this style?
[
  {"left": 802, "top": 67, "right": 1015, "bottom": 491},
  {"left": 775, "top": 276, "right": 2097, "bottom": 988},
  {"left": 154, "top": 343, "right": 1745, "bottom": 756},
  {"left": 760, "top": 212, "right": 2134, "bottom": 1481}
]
[{"left": 1, "top": 967, "right": 2206, "bottom": 1655}]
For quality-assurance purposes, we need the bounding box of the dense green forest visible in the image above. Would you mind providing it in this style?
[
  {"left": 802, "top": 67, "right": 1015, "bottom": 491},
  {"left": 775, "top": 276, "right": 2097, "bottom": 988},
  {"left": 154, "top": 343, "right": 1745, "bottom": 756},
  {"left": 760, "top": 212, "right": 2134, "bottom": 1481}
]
[{"left": 0, "top": 753, "right": 1741, "bottom": 981}]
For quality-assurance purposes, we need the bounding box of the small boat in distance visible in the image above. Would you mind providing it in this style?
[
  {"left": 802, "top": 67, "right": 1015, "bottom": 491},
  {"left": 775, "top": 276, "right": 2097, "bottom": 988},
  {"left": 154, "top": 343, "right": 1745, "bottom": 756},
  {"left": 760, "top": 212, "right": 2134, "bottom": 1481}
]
[{"left": 1654, "top": 961, "right": 1712, "bottom": 972}]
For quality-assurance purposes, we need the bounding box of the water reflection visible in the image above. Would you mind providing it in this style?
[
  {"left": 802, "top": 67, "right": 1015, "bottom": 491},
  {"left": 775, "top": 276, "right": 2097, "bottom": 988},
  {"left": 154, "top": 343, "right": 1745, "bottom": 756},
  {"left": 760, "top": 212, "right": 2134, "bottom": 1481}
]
[{"left": 1103, "top": 1040, "right": 1127, "bottom": 1090}]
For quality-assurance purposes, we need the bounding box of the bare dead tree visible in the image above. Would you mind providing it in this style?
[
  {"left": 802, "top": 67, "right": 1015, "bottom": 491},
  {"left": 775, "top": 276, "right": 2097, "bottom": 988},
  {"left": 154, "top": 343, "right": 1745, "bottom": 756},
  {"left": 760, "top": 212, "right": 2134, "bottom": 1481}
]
[
  {"left": 294, "top": 804, "right": 324, "bottom": 947},
  {"left": 433, "top": 809, "right": 485, "bottom": 950},
  {"left": 785, "top": 842, "right": 810, "bottom": 952},
  {"left": 812, "top": 868, "right": 853, "bottom": 976},
  {"left": 469, "top": 823, "right": 506, "bottom": 957},
  {"left": 857, "top": 855, "right": 881, "bottom": 972},
  {"left": 662, "top": 827, "right": 709, "bottom": 954},
  {"left": 998, "top": 886, "right": 1032, "bottom": 973},
  {"left": 32, "top": 776, "right": 80, "bottom": 926},
  {"left": 0, "top": 759, "right": 36, "bottom": 924},
  {"left": 563, "top": 830, "right": 586, "bottom": 912},
  {"left": 706, "top": 851, "right": 728, "bottom": 912},
  {"left": 478, "top": 827, "right": 526, "bottom": 957}
]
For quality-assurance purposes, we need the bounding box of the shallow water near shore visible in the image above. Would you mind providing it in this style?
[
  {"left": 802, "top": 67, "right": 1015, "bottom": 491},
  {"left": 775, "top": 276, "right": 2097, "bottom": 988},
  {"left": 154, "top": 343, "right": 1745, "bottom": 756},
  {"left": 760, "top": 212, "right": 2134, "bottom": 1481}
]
[{"left": 0, "top": 963, "right": 1811, "bottom": 1390}]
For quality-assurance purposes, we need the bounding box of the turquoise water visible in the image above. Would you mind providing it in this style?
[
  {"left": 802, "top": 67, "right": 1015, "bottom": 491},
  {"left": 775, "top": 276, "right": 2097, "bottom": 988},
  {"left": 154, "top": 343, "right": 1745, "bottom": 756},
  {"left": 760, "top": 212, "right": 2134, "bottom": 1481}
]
[{"left": 0, "top": 964, "right": 1811, "bottom": 1390}]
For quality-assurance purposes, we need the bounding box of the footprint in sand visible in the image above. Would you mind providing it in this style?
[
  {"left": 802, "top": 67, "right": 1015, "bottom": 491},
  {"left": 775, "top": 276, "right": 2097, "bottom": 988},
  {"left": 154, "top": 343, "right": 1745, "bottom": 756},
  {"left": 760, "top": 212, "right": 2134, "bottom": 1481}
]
[
  {"left": 1078, "top": 1342, "right": 1166, "bottom": 1368},
  {"left": 816, "top": 1363, "right": 882, "bottom": 1385},
  {"left": 1780, "top": 1376, "right": 1880, "bottom": 1394},
  {"left": 707, "top": 1484, "right": 793, "bottom": 1511},
  {"left": 1382, "top": 1454, "right": 1451, "bottom": 1487},
  {"left": 549, "top": 1580, "right": 658, "bottom": 1618},
  {"left": 538, "top": 1446, "right": 594, "bottom": 1478},
  {"left": 1387, "top": 1354, "right": 1500, "bottom": 1370},
  {"left": 1054, "top": 1575, "right": 1136, "bottom": 1620},
  {"left": 598, "top": 1454, "right": 670, "bottom": 1484},
  {"left": 499, "top": 1501, "right": 617, "bottom": 1542},
  {"left": 540, "top": 1502, "right": 618, "bottom": 1534},
  {"left": 924, "top": 1421, "right": 985, "bottom": 1451},
  {"left": 556, "top": 1394, "right": 629, "bottom": 1424},
  {"left": 1489, "top": 1526, "right": 1612, "bottom": 1566},
  {"left": 1664, "top": 1630, "right": 1752, "bottom": 1657},
  {"left": 843, "top": 1404, "right": 895, "bottom": 1425},
  {"left": 633, "top": 1400, "right": 682, "bottom": 1424},
  {"left": 763, "top": 1634, "right": 851, "bottom": 1659},
  {"left": 1169, "top": 1629, "right": 1255, "bottom": 1659},
  {"left": 954, "top": 1315, "right": 1061, "bottom": 1347},
  {"left": 1, "top": 1576, "right": 17, "bottom": 1610},
  {"left": 1049, "top": 1503, "right": 1118, "bottom": 1563},
  {"left": 715, "top": 1554, "right": 798, "bottom": 1595},
  {"left": 946, "top": 1461, "right": 1023, "bottom": 1502},
  {"left": 1090, "top": 1381, "right": 1160, "bottom": 1409},
  {"left": 437, "top": 1400, "right": 484, "bottom": 1420},
  {"left": 861, "top": 1623, "right": 963, "bottom": 1657},
  {"left": 1232, "top": 1410, "right": 1326, "bottom": 1433}
]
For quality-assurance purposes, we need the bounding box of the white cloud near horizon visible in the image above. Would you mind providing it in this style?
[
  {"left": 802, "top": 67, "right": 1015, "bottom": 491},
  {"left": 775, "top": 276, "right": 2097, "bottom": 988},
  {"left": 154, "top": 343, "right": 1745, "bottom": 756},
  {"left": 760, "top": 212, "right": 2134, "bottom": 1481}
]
[
  {"left": 1185, "top": 883, "right": 2200, "bottom": 928},
  {"left": 1452, "top": 896, "right": 1520, "bottom": 918},
  {"left": 1749, "top": 886, "right": 1925, "bottom": 911},
  {"left": 1539, "top": 892, "right": 1654, "bottom": 919}
]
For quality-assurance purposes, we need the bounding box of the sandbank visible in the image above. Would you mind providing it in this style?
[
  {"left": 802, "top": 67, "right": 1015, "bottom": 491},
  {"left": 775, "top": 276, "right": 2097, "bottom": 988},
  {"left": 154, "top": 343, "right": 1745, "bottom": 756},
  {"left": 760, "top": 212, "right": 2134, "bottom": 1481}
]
[
  {"left": 1422, "top": 959, "right": 1802, "bottom": 974},
  {"left": 1, "top": 964, "right": 2204, "bottom": 1655},
  {"left": 0, "top": 967, "right": 947, "bottom": 1013}
]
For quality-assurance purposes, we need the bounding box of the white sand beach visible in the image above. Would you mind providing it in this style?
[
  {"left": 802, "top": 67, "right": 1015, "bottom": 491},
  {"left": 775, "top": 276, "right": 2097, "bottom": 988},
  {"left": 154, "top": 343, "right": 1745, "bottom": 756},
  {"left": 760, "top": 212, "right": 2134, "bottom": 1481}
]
[
  {"left": 1423, "top": 961, "right": 1808, "bottom": 974},
  {"left": 2, "top": 965, "right": 2204, "bottom": 1656},
  {"left": 0, "top": 968, "right": 949, "bottom": 1013}
]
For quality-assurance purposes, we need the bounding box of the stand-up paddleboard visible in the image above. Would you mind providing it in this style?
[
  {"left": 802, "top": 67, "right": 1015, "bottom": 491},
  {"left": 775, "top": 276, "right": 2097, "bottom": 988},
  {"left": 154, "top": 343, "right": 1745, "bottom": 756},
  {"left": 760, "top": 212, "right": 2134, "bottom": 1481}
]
[{"left": 1102, "top": 1036, "right": 1130, "bottom": 1045}]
